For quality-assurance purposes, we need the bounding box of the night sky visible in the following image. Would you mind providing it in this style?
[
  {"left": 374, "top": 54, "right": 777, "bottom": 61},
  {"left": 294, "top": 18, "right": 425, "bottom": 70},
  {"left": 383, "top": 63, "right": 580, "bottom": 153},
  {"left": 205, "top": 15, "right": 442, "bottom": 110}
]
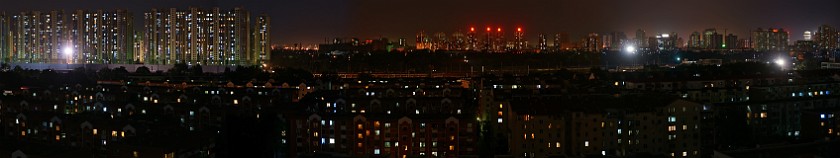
[{"left": 2, "top": 0, "right": 839, "bottom": 45}]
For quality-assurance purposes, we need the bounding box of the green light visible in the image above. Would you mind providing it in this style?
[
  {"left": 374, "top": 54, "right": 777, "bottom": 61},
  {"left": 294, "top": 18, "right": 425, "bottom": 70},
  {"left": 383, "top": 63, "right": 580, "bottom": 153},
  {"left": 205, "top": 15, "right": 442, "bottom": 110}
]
[{"left": 722, "top": 44, "right": 726, "bottom": 48}]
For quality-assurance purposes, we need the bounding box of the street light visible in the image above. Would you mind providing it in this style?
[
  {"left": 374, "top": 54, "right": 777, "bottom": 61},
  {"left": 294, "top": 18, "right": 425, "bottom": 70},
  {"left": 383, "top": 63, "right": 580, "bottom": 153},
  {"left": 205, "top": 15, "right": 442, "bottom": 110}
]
[
  {"left": 624, "top": 45, "right": 636, "bottom": 54},
  {"left": 774, "top": 58, "right": 784, "bottom": 66},
  {"left": 774, "top": 58, "right": 786, "bottom": 70},
  {"left": 63, "top": 46, "right": 73, "bottom": 64}
]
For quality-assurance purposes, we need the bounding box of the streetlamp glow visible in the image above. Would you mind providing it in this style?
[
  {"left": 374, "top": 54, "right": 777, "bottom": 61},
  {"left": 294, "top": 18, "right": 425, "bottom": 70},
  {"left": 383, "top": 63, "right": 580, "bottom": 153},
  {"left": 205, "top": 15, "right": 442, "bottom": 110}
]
[
  {"left": 774, "top": 58, "right": 787, "bottom": 70},
  {"left": 625, "top": 45, "right": 636, "bottom": 54},
  {"left": 774, "top": 58, "right": 785, "bottom": 66},
  {"left": 62, "top": 46, "right": 73, "bottom": 64},
  {"left": 63, "top": 46, "right": 73, "bottom": 55}
]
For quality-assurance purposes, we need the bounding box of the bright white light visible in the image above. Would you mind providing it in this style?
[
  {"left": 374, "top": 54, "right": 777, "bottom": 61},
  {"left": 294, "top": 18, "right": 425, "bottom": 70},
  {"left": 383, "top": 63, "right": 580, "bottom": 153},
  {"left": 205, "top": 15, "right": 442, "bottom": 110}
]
[
  {"left": 62, "top": 46, "right": 73, "bottom": 55},
  {"left": 625, "top": 45, "right": 636, "bottom": 53},
  {"left": 774, "top": 58, "right": 785, "bottom": 66}
]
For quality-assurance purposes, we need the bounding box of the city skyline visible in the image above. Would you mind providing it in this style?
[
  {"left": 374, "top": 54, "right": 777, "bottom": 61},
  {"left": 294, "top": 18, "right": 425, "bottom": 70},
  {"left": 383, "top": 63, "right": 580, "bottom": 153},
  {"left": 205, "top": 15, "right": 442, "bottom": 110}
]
[
  {"left": 0, "top": 8, "right": 271, "bottom": 65},
  {"left": 4, "top": 1, "right": 840, "bottom": 158},
  {"left": 0, "top": 0, "right": 838, "bottom": 45}
]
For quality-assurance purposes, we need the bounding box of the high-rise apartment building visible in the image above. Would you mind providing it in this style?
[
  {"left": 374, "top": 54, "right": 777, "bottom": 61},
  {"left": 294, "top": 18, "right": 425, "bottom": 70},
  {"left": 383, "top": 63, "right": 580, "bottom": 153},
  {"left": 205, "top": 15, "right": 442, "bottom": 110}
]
[
  {"left": 253, "top": 14, "right": 270, "bottom": 65},
  {"left": 415, "top": 31, "right": 430, "bottom": 50},
  {"left": 752, "top": 28, "right": 789, "bottom": 52},
  {"left": 816, "top": 25, "right": 837, "bottom": 50},
  {"left": 0, "top": 13, "right": 10, "bottom": 63},
  {"left": 10, "top": 11, "right": 69, "bottom": 64},
  {"left": 554, "top": 32, "right": 571, "bottom": 51},
  {"left": 538, "top": 33, "right": 547, "bottom": 51},
  {"left": 466, "top": 27, "right": 477, "bottom": 51},
  {"left": 724, "top": 34, "right": 738, "bottom": 49},
  {"left": 0, "top": 8, "right": 267, "bottom": 66},
  {"left": 584, "top": 33, "right": 601, "bottom": 52},
  {"left": 688, "top": 32, "right": 702, "bottom": 49},
  {"left": 70, "top": 10, "right": 134, "bottom": 64},
  {"left": 514, "top": 27, "right": 524, "bottom": 51},
  {"left": 652, "top": 33, "right": 678, "bottom": 51},
  {"left": 143, "top": 7, "right": 253, "bottom": 65},
  {"left": 635, "top": 29, "right": 646, "bottom": 48}
]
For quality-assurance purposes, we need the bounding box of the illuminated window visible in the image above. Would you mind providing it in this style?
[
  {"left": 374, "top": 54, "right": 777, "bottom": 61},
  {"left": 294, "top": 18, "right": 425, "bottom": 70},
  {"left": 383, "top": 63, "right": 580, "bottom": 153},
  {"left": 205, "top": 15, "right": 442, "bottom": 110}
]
[
  {"left": 93, "top": 129, "right": 98, "bottom": 135},
  {"left": 668, "top": 125, "right": 677, "bottom": 132},
  {"left": 668, "top": 116, "right": 676, "bottom": 123},
  {"left": 556, "top": 142, "right": 561, "bottom": 148},
  {"left": 449, "top": 145, "right": 455, "bottom": 150},
  {"left": 760, "top": 112, "right": 767, "bottom": 118},
  {"left": 584, "top": 141, "right": 589, "bottom": 147},
  {"left": 497, "top": 118, "right": 503, "bottom": 123}
]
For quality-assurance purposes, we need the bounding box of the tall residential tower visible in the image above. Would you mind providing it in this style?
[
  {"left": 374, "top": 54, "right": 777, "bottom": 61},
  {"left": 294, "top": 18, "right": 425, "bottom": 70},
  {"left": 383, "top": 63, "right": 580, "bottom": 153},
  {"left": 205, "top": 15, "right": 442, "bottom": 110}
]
[{"left": 143, "top": 7, "right": 253, "bottom": 65}]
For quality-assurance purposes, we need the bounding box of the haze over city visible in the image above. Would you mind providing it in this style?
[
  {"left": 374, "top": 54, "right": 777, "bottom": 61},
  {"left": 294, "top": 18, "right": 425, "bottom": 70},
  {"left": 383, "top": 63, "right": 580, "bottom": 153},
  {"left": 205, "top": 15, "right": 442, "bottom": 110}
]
[
  {"left": 2, "top": 1, "right": 840, "bottom": 158},
  {"left": 2, "top": 0, "right": 838, "bottom": 45}
]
